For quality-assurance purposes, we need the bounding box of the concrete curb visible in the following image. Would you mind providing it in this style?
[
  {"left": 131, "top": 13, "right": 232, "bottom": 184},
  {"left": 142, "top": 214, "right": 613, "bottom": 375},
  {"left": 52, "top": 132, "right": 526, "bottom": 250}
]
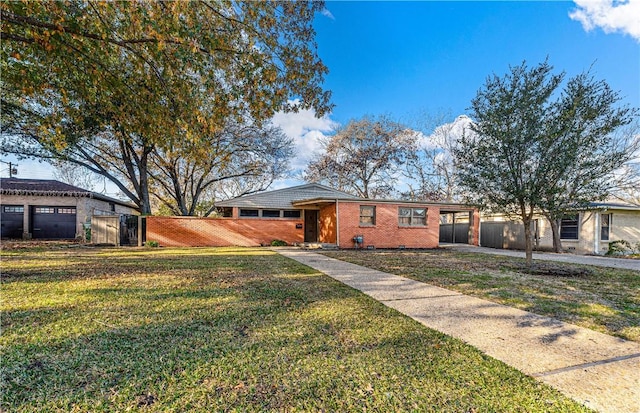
[{"left": 276, "top": 248, "right": 640, "bottom": 413}]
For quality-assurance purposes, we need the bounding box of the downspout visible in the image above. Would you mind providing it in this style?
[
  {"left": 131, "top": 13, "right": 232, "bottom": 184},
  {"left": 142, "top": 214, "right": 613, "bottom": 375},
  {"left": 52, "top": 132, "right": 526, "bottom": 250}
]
[
  {"left": 335, "top": 199, "right": 340, "bottom": 247},
  {"left": 594, "top": 211, "right": 600, "bottom": 255}
]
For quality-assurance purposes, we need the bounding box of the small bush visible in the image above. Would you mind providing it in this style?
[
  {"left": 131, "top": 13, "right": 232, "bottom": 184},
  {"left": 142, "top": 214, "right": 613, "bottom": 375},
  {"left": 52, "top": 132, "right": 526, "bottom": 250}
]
[
  {"left": 606, "top": 240, "right": 633, "bottom": 256},
  {"left": 145, "top": 240, "right": 159, "bottom": 248},
  {"left": 270, "top": 239, "right": 288, "bottom": 247}
]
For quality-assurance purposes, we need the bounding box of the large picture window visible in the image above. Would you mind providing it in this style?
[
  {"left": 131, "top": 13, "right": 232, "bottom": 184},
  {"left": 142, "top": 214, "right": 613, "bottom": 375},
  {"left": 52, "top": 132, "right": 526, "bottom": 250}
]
[
  {"left": 560, "top": 215, "right": 579, "bottom": 240},
  {"left": 398, "top": 207, "right": 427, "bottom": 226},
  {"left": 359, "top": 206, "right": 376, "bottom": 226}
]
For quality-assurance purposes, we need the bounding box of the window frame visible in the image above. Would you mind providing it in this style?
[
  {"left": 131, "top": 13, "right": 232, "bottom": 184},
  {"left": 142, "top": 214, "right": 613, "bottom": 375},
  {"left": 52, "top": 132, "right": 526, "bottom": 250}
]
[
  {"left": 398, "top": 207, "right": 427, "bottom": 227},
  {"left": 261, "top": 209, "right": 281, "bottom": 218},
  {"left": 559, "top": 214, "right": 579, "bottom": 240},
  {"left": 283, "top": 210, "right": 301, "bottom": 219},
  {"left": 600, "top": 213, "right": 611, "bottom": 241},
  {"left": 239, "top": 208, "right": 259, "bottom": 218},
  {"left": 359, "top": 205, "right": 376, "bottom": 226}
]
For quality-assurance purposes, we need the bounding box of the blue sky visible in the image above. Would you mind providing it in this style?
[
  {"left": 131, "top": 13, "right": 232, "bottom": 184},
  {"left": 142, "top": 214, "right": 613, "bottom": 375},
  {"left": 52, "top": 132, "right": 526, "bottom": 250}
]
[
  {"left": 3, "top": 1, "right": 639, "bottom": 197},
  {"left": 314, "top": 1, "right": 639, "bottom": 124}
]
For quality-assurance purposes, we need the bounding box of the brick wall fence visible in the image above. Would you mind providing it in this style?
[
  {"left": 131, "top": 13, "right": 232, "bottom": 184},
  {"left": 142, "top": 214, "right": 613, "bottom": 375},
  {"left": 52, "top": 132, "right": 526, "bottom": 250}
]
[{"left": 145, "top": 216, "right": 304, "bottom": 247}]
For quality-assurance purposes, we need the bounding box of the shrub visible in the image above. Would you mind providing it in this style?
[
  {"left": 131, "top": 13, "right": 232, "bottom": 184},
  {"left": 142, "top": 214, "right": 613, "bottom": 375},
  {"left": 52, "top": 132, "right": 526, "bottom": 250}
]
[
  {"left": 145, "top": 240, "right": 159, "bottom": 248},
  {"left": 606, "top": 240, "right": 633, "bottom": 256},
  {"left": 270, "top": 239, "right": 288, "bottom": 247}
]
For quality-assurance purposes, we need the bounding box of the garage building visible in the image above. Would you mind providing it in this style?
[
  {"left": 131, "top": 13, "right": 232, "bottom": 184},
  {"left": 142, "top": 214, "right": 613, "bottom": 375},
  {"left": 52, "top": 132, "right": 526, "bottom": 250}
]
[{"left": 1, "top": 178, "right": 138, "bottom": 240}]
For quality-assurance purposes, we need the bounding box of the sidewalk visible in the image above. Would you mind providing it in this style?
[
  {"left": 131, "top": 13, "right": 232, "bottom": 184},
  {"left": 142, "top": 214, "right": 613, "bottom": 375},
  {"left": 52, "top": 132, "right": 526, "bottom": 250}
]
[
  {"left": 276, "top": 248, "right": 640, "bottom": 413},
  {"left": 440, "top": 244, "right": 640, "bottom": 271}
]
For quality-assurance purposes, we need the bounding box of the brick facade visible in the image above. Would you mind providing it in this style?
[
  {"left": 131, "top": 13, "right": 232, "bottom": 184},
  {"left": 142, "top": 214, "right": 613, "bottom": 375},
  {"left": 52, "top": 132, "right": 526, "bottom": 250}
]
[
  {"left": 143, "top": 186, "right": 480, "bottom": 249},
  {"left": 145, "top": 216, "right": 305, "bottom": 247},
  {"left": 337, "top": 202, "right": 443, "bottom": 249}
]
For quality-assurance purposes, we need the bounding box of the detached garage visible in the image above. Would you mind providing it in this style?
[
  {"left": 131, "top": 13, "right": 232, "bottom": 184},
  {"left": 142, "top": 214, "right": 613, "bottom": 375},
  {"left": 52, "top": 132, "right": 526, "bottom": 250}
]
[{"left": 1, "top": 178, "right": 138, "bottom": 240}]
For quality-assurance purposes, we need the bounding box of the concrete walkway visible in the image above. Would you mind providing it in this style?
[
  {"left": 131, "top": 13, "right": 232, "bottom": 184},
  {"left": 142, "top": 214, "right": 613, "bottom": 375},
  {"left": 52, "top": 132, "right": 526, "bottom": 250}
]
[
  {"left": 276, "top": 248, "right": 640, "bottom": 413},
  {"left": 441, "top": 244, "right": 640, "bottom": 271}
]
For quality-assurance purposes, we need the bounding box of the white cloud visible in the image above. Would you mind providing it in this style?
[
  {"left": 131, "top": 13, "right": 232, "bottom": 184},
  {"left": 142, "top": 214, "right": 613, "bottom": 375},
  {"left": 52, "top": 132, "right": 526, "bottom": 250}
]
[
  {"left": 570, "top": 0, "right": 640, "bottom": 42},
  {"left": 321, "top": 8, "right": 335, "bottom": 20},
  {"left": 420, "top": 115, "right": 473, "bottom": 151},
  {"left": 270, "top": 105, "right": 338, "bottom": 174}
]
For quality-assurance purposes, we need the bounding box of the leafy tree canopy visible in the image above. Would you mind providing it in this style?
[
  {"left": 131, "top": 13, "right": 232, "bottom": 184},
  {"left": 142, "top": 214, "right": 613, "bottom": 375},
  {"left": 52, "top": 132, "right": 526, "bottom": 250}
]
[
  {"left": 1, "top": 0, "right": 331, "bottom": 213},
  {"left": 455, "top": 60, "right": 638, "bottom": 263}
]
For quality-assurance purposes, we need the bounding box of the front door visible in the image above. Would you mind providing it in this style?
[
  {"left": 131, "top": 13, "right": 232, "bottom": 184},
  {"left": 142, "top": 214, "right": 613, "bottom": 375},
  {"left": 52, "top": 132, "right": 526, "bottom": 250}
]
[{"left": 304, "top": 210, "right": 318, "bottom": 242}]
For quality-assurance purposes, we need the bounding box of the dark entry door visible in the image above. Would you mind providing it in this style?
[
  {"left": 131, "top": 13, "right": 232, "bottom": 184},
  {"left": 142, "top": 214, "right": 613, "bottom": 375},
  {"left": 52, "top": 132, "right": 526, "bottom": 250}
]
[{"left": 304, "top": 210, "right": 318, "bottom": 242}]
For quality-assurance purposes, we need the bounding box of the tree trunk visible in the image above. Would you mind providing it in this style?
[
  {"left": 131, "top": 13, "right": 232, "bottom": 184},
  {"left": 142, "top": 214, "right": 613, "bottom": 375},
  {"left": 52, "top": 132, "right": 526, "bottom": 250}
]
[
  {"left": 548, "top": 217, "right": 563, "bottom": 253},
  {"left": 523, "top": 216, "right": 533, "bottom": 267}
]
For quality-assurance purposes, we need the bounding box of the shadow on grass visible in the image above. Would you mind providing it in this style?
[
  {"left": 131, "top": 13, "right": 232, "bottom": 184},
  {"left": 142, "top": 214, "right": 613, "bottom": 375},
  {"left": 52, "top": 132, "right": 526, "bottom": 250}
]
[{"left": 1, "top": 248, "right": 592, "bottom": 412}]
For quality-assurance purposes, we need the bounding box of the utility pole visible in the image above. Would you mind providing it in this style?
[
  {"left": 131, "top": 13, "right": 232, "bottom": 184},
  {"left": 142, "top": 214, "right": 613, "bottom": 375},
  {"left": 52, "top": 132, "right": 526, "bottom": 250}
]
[{"left": 1, "top": 160, "right": 18, "bottom": 177}]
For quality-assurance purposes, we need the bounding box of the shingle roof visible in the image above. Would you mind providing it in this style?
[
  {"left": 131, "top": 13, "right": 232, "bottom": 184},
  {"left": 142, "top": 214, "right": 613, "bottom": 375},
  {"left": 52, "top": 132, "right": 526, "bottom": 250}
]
[
  {"left": 216, "top": 183, "right": 362, "bottom": 209},
  {"left": 0, "top": 178, "right": 136, "bottom": 208},
  {"left": 1, "top": 178, "right": 90, "bottom": 194}
]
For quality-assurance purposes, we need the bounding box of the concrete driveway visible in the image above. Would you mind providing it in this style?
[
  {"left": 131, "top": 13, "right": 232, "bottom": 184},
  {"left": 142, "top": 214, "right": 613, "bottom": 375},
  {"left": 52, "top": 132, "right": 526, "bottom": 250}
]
[{"left": 440, "top": 244, "right": 640, "bottom": 271}]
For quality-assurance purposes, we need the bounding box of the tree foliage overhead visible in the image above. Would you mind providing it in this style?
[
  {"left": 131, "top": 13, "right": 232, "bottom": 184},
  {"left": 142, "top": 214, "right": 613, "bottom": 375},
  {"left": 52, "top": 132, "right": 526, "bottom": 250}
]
[
  {"left": 304, "top": 115, "right": 419, "bottom": 199},
  {"left": 150, "top": 121, "right": 294, "bottom": 217},
  {"left": 454, "top": 60, "right": 638, "bottom": 264},
  {"left": 1, "top": 0, "right": 331, "bottom": 213}
]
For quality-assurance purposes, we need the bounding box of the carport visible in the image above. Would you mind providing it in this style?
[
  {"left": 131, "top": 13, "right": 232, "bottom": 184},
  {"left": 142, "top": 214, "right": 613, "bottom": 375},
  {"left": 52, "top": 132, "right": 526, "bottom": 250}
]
[{"left": 439, "top": 208, "right": 478, "bottom": 245}]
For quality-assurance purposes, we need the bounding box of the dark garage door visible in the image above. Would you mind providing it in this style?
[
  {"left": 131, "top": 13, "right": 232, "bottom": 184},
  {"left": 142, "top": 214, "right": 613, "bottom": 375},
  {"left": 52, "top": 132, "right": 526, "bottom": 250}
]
[
  {"left": 31, "top": 206, "right": 77, "bottom": 239},
  {"left": 1, "top": 205, "right": 25, "bottom": 239}
]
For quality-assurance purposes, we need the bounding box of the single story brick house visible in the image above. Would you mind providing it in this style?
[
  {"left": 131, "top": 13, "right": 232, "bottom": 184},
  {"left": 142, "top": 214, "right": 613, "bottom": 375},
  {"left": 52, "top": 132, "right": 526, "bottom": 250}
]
[
  {"left": 146, "top": 183, "right": 479, "bottom": 248},
  {"left": 480, "top": 202, "right": 640, "bottom": 255},
  {"left": 1, "top": 178, "right": 138, "bottom": 240}
]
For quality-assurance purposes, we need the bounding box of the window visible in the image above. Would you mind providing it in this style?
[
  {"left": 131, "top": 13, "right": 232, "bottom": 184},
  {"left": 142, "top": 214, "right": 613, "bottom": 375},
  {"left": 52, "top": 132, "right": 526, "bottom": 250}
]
[
  {"left": 601, "top": 213, "right": 611, "bottom": 241},
  {"left": 34, "top": 207, "right": 55, "bottom": 214},
  {"left": 239, "top": 209, "right": 259, "bottom": 217},
  {"left": 398, "top": 207, "right": 427, "bottom": 226},
  {"left": 217, "top": 207, "right": 233, "bottom": 218},
  {"left": 359, "top": 206, "right": 376, "bottom": 226},
  {"left": 560, "top": 215, "right": 579, "bottom": 240},
  {"left": 283, "top": 210, "right": 301, "bottom": 218},
  {"left": 262, "top": 209, "right": 281, "bottom": 218},
  {"left": 57, "top": 208, "right": 76, "bottom": 214},
  {"left": 3, "top": 206, "right": 24, "bottom": 213}
]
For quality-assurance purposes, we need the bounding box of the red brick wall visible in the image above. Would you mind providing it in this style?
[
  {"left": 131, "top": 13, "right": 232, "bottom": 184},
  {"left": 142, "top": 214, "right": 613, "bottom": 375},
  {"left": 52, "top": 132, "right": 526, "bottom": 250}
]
[
  {"left": 319, "top": 204, "right": 337, "bottom": 243},
  {"left": 146, "top": 216, "right": 304, "bottom": 247},
  {"left": 337, "top": 202, "right": 442, "bottom": 249}
]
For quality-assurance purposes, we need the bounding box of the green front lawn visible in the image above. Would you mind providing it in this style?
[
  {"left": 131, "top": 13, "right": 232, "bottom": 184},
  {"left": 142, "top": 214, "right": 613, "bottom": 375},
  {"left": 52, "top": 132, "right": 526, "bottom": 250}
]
[
  {"left": 1, "top": 247, "right": 590, "bottom": 412},
  {"left": 322, "top": 249, "right": 640, "bottom": 342}
]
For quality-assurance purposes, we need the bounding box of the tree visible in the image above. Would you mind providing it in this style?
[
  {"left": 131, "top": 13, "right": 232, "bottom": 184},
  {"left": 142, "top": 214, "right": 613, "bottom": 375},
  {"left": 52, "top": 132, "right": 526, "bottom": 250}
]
[
  {"left": 536, "top": 72, "right": 639, "bottom": 252},
  {"left": 454, "top": 60, "right": 637, "bottom": 266},
  {"left": 52, "top": 160, "right": 99, "bottom": 191},
  {"left": 149, "top": 121, "right": 293, "bottom": 216},
  {"left": 304, "top": 115, "right": 418, "bottom": 198},
  {"left": 1, "top": 1, "right": 331, "bottom": 213},
  {"left": 403, "top": 113, "right": 472, "bottom": 202}
]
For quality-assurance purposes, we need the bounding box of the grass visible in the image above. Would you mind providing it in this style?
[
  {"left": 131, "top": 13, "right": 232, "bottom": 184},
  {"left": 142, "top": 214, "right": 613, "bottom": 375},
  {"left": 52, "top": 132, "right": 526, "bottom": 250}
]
[
  {"left": 321, "top": 249, "right": 640, "bottom": 342},
  {"left": 1, "top": 246, "right": 592, "bottom": 412}
]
